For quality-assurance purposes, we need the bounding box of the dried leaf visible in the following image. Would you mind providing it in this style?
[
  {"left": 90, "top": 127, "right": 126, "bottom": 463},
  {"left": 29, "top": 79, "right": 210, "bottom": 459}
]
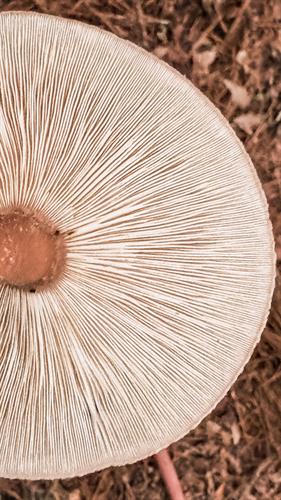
[
  {"left": 221, "top": 431, "right": 232, "bottom": 447},
  {"left": 236, "top": 49, "right": 250, "bottom": 73},
  {"left": 214, "top": 483, "right": 225, "bottom": 500},
  {"left": 207, "top": 420, "right": 222, "bottom": 436},
  {"left": 231, "top": 422, "right": 241, "bottom": 445},
  {"left": 223, "top": 79, "right": 251, "bottom": 108},
  {"left": 69, "top": 490, "right": 81, "bottom": 500},
  {"left": 234, "top": 113, "right": 261, "bottom": 135},
  {"left": 193, "top": 48, "right": 217, "bottom": 72},
  {"left": 154, "top": 46, "right": 168, "bottom": 58}
]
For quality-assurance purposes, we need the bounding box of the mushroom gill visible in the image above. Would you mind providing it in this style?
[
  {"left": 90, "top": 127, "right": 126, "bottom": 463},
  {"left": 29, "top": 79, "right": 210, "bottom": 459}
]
[{"left": 0, "top": 12, "right": 275, "bottom": 480}]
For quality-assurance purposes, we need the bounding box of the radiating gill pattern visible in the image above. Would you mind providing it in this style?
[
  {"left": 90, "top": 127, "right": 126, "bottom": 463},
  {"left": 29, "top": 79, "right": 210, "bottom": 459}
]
[{"left": 0, "top": 12, "right": 275, "bottom": 479}]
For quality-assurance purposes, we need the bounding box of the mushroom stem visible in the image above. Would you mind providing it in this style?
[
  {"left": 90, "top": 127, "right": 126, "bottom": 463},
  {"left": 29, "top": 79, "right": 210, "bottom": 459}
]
[
  {"left": 154, "top": 448, "right": 185, "bottom": 500},
  {"left": 0, "top": 209, "right": 65, "bottom": 290}
]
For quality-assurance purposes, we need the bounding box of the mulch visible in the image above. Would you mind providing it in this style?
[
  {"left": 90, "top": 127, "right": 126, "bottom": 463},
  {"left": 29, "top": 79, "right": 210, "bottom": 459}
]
[{"left": 0, "top": 1, "right": 280, "bottom": 499}]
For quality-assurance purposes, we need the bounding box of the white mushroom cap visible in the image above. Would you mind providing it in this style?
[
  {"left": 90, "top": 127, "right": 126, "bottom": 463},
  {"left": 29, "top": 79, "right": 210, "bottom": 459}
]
[{"left": 0, "top": 12, "right": 275, "bottom": 479}]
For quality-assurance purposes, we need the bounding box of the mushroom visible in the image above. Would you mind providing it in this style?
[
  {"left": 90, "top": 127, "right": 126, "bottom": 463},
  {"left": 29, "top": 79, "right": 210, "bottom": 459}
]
[{"left": 0, "top": 12, "right": 275, "bottom": 480}]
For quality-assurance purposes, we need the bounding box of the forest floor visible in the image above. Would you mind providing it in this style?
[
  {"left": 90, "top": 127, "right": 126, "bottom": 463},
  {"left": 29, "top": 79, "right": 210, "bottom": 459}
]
[{"left": 0, "top": 1, "right": 280, "bottom": 499}]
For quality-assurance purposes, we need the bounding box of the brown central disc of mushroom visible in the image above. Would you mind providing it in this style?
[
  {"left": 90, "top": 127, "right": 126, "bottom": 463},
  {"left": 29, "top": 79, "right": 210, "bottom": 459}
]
[{"left": 0, "top": 209, "right": 65, "bottom": 290}]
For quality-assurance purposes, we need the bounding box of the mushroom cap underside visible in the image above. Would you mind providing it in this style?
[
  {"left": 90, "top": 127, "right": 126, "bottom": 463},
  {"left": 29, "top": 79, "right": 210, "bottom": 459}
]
[{"left": 0, "top": 11, "right": 276, "bottom": 479}]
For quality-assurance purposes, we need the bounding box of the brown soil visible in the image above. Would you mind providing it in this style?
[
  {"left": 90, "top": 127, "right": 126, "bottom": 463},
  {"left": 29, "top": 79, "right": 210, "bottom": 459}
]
[{"left": 0, "top": 1, "right": 280, "bottom": 499}]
